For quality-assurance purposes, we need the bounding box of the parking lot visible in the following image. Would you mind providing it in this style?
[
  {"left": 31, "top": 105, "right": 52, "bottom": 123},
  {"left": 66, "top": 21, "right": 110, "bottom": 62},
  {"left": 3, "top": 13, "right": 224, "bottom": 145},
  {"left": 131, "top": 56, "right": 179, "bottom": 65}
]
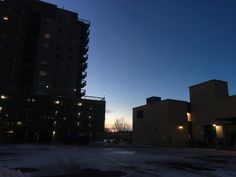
[{"left": 0, "top": 144, "right": 236, "bottom": 177}]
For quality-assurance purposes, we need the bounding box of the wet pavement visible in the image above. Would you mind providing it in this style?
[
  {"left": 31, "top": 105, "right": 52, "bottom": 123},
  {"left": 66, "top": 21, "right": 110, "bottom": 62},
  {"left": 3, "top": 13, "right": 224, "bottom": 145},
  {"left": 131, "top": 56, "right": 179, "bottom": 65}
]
[{"left": 0, "top": 144, "right": 236, "bottom": 177}]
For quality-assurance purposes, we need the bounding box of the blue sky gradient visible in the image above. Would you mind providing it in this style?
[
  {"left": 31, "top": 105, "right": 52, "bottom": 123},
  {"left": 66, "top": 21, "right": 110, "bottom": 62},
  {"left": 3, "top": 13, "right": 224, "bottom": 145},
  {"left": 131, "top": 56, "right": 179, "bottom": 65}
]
[{"left": 43, "top": 0, "right": 236, "bottom": 127}]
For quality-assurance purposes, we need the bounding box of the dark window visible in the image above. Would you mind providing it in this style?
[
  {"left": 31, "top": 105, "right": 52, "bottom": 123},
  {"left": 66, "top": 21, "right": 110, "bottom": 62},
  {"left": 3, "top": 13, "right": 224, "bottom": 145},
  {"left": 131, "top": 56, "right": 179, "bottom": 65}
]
[{"left": 137, "top": 110, "right": 144, "bottom": 119}]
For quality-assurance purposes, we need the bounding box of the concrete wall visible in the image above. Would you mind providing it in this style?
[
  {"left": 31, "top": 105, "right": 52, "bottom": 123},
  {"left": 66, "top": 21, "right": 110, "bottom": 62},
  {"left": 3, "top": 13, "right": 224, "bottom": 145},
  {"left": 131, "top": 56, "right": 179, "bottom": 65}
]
[
  {"left": 189, "top": 80, "right": 236, "bottom": 146},
  {"left": 133, "top": 100, "right": 189, "bottom": 146}
]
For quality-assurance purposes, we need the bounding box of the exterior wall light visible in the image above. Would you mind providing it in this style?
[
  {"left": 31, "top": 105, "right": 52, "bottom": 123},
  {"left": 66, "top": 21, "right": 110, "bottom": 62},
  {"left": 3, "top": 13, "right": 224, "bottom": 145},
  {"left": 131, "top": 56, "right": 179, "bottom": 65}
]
[
  {"left": 0, "top": 107, "right": 2, "bottom": 112},
  {"left": 78, "top": 102, "right": 82, "bottom": 106},
  {"left": 212, "top": 124, "right": 216, "bottom": 127}
]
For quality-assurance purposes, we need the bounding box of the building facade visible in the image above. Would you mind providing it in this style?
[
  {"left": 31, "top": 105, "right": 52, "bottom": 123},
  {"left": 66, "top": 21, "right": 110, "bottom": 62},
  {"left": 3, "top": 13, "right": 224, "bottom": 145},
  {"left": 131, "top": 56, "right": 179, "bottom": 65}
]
[
  {"left": 0, "top": 0, "right": 105, "bottom": 143},
  {"left": 133, "top": 97, "right": 190, "bottom": 146},
  {"left": 190, "top": 80, "right": 236, "bottom": 147},
  {"left": 133, "top": 80, "right": 236, "bottom": 148}
]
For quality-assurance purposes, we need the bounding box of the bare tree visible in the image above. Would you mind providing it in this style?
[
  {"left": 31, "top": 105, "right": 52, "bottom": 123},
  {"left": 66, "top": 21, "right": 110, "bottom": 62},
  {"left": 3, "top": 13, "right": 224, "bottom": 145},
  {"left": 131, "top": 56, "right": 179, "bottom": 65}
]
[{"left": 112, "top": 118, "right": 131, "bottom": 132}]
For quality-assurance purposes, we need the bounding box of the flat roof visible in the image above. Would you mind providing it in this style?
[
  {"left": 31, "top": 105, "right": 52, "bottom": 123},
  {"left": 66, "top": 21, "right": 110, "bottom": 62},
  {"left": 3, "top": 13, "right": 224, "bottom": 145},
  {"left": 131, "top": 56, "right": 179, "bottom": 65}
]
[{"left": 189, "top": 79, "right": 227, "bottom": 88}]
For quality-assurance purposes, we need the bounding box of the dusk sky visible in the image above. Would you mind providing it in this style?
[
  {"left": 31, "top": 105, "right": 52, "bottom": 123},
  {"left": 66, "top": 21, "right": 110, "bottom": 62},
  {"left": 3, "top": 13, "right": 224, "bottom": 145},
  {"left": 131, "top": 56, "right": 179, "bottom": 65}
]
[{"left": 43, "top": 0, "right": 236, "bottom": 128}]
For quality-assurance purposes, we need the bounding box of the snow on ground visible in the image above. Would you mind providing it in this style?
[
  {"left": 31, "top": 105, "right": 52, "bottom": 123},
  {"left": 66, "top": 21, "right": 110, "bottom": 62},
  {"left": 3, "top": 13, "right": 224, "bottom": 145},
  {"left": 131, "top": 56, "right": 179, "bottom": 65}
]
[
  {"left": 0, "top": 166, "right": 30, "bottom": 177},
  {"left": 0, "top": 144, "right": 236, "bottom": 177}
]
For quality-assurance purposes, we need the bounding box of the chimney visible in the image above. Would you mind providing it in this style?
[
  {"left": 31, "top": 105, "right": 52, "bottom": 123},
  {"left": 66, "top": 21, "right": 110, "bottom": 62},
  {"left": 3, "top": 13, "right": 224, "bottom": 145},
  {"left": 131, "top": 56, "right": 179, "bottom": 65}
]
[{"left": 146, "top": 96, "right": 161, "bottom": 104}]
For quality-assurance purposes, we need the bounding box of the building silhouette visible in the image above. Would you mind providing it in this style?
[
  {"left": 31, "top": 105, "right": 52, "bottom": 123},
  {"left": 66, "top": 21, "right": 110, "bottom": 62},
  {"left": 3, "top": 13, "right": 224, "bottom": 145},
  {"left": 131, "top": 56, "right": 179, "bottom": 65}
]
[
  {"left": 133, "top": 80, "right": 236, "bottom": 148},
  {"left": 0, "top": 0, "right": 105, "bottom": 143}
]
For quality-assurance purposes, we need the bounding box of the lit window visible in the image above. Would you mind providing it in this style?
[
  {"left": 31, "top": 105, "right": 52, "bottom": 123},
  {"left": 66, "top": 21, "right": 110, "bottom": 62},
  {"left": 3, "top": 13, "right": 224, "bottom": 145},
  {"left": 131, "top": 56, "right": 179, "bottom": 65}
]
[
  {"left": 178, "top": 126, "right": 184, "bottom": 130},
  {"left": 17, "top": 121, "right": 22, "bottom": 126},
  {"left": 77, "top": 122, "right": 80, "bottom": 127},
  {"left": 53, "top": 121, "right": 57, "bottom": 126},
  {"left": 39, "top": 70, "right": 47, "bottom": 76},
  {"left": 186, "top": 112, "right": 192, "bottom": 122},
  {"left": 215, "top": 125, "right": 223, "bottom": 138},
  {"left": 44, "top": 33, "right": 51, "bottom": 39},
  {"left": 54, "top": 100, "right": 60, "bottom": 104},
  {"left": 52, "top": 131, "right": 56, "bottom": 139},
  {"left": 1, "top": 95, "right": 7, "bottom": 99},
  {"left": 3, "top": 16, "right": 8, "bottom": 21},
  {"left": 0, "top": 107, "right": 2, "bottom": 112}
]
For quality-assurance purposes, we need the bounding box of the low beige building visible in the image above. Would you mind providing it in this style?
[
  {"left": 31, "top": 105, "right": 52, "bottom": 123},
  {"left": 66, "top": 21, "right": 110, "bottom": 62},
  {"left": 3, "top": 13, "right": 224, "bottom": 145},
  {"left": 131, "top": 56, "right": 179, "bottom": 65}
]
[
  {"left": 133, "top": 80, "right": 236, "bottom": 148},
  {"left": 190, "top": 80, "right": 236, "bottom": 147},
  {"left": 133, "top": 97, "right": 190, "bottom": 146}
]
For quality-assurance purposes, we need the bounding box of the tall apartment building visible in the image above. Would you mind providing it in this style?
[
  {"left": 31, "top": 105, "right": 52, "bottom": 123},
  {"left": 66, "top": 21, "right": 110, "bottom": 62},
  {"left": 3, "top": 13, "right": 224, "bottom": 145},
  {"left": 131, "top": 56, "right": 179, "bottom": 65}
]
[{"left": 0, "top": 0, "right": 105, "bottom": 143}]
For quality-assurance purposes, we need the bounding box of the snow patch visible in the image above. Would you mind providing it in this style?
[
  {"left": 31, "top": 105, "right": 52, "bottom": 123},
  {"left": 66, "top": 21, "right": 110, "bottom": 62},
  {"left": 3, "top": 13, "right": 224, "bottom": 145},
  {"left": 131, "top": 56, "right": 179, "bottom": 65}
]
[{"left": 0, "top": 166, "right": 30, "bottom": 177}]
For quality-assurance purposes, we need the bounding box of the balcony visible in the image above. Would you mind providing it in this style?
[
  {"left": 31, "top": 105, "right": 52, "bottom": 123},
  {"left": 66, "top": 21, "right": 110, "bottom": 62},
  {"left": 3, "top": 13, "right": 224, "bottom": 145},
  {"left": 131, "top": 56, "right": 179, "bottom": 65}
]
[
  {"left": 82, "top": 71, "right": 87, "bottom": 79},
  {"left": 81, "top": 89, "right": 86, "bottom": 97},
  {"left": 81, "top": 80, "right": 86, "bottom": 88},
  {"left": 82, "top": 63, "right": 87, "bottom": 71},
  {"left": 83, "top": 38, "right": 89, "bottom": 46},
  {"left": 82, "top": 46, "right": 88, "bottom": 54},
  {"left": 86, "top": 30, "right": 90, "bottom": 36},
  {"left": 82, "top": 56, "right": 88, "bottom": 63}
]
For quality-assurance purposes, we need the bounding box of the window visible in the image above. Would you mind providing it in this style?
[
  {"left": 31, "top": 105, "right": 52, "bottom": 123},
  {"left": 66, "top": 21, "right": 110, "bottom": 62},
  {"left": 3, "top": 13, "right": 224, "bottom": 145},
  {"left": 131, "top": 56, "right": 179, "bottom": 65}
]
[
  {"left": 44, "top": 33, "right": 51, "bottom": 39},
  {"left": 39, "top": 70, "right": 47, "bottom": 76},
  {"left": 55, "top": 54, "right": 60, "bottom": 59},
  {"left": 43, "top": 43, "right": 50, "bottom": 48},
  {"left": 68, "top": 56, "right": 73, "bottom": 61},
  {"left": 137, "top": 110, "right": 144, "bottom": 119},
  {"left": 38, "top": 81, "right": 46, "bottom": 85},
  {"left": 3, "top": 16, "right": 8, "bottom": 21},
  {"left": 40, "top": 60, "right": 48, "bottom": 65},
  {"left": 45, "top": 17, "right": 53, "bottom": 23},
  {"left": 187, "top": 112, "right": 192, "bottom": 122}
]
